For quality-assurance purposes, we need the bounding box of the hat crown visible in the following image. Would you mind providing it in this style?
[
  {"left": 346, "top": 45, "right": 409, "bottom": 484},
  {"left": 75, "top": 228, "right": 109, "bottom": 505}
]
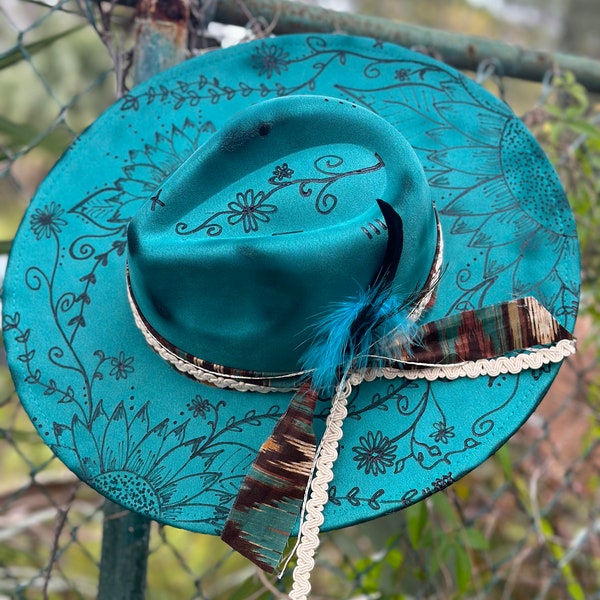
[{"left": 127, "top": 95, "right": 438, "bottom": 373}]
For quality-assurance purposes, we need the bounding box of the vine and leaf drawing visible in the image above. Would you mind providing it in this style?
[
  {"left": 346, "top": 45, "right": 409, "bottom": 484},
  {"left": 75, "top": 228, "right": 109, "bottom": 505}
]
[{"left": 4, "top": 36, "right": 576, "bottom": 522}]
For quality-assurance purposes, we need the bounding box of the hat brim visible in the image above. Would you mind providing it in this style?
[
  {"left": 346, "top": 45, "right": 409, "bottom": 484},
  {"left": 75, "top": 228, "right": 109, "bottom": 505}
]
[{"left": 2, "top": 34, "right": 579, "bottom": 534}]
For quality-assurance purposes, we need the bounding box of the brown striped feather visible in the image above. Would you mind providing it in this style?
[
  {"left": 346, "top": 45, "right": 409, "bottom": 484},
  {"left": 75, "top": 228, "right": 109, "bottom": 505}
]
[{"left": 221, "top": 383, "right": 317, "bottom": 572}]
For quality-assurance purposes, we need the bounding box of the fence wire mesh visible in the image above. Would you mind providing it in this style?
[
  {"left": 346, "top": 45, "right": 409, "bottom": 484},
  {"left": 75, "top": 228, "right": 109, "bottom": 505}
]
[{"left": 1, "top": 1, "right": 600, "bottom": 599}]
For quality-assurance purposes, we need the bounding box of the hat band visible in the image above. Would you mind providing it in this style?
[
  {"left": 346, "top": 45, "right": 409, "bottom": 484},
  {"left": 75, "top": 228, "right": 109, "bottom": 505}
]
[
  {"left": 127, "top": 206, "right": 576, "bottom": 395},
  {"left": 127, "top": 209, "right": 445, "bottom": 393},
  {"left": 127, "top": 285, "right": 304, "bottom": 392},
  {"left": 217, "top": 295, "right": 576, "bottom": 586}
]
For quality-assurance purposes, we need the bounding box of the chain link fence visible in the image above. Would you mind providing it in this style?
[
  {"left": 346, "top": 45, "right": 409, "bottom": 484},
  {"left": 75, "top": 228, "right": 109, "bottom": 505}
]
[{"left": 1, "top": 1, "right": 599, "bottom": 598}]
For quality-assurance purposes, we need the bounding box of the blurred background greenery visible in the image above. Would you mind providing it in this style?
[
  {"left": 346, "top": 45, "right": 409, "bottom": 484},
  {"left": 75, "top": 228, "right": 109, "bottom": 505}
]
[{"left": 1, "top": 0, "right": 599, "bottom": 598}]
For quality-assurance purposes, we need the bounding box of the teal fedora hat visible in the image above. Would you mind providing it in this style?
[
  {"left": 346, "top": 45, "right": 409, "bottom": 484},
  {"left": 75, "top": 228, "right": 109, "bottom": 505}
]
[{"left": 3, "top": 33, "right": 579, "bottom": 588}]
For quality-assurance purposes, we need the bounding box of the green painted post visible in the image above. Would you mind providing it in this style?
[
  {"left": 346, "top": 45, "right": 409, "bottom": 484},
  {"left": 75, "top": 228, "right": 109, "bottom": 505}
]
[
  {"left": 97, "top": 2, "right": 190, "bottom": 598},
  {"left": 98, "top": 501, "right": 152, "bottom": 600}
]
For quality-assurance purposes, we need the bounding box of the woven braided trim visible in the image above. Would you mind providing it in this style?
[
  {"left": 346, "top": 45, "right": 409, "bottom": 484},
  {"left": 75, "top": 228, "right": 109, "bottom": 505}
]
[
  {"left": 127, "top": 283, "right": 294, "bottom": 394},
  {"left": 289, "top": 378, "right": 352, "bottom": 600},
  {"left": 130, "top": 274, "right": 575, "bottom": 394},
  {"left": 408, "top": 208, "right": 444, "bottom": 321}
]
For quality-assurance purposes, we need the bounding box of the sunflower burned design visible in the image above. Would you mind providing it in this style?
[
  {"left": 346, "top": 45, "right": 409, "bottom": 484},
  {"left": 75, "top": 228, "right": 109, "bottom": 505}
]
[
  {"left": 338, "top": 77, "right": 578, "bottom": 319},
  {"left": 435, "top": 115, "right": 579, "bottom": 316},
  {"left": 79, "top": 392, "right": 282, "bottom": 525},
  {"left": 2, "top": 311, "right": 286, "bottom": 523},
  {"left": 5, "top": 195, "right": 287, "bottom": 527},
  {"left": 70, "top": 119, "right": 211, "bottom": 232},
  {"left": 175, "top": 153, "right": 385, "bottom": 237}
]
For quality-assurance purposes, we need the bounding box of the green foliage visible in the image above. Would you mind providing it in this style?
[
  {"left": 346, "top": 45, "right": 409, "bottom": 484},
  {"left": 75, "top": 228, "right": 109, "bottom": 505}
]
[
  {"left": 0, "top": 115, "right": 75, "bottom": 161},
  {"left": 0, "top": 24, "right": 86, "bottom": 70},
  {"left": 406, "top": 500, "right": 428, "bottom": 549},
  {"left": 494, "top": 444, "right": 513, "bottom": 481},
  {"left": 340, "top": 492, "right": 493, "bottom": 598}
]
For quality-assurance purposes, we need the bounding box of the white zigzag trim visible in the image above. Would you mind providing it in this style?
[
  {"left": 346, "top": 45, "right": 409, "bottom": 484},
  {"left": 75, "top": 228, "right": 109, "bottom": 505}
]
[
  {"left": 128, "top": 284, "right": 290, "bottom": 393},
  {"left": 364, "top": 338, "right": 576, "bottom": 383},
  {"left": 286, "top": 339, "right": 576, "bottom": 598},
  {"left": 289, "top": 378, "right": 352, "bottom": 600}
]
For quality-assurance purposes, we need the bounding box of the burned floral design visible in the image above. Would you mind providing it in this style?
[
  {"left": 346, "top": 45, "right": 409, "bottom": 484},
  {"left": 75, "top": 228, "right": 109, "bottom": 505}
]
[
  {"left": 176, "top": 153, "right": 385, "bottom": 237},
  {"left": 394, "top": 68, "right": 410, "bottom": 81},
  {"left": 69, "top": 120, "right": 207, "bottom": 232},
  {"left": 227, "top": 190, "right": 277, "bottom": 233},
  {"left": 30, "top": 202, "right": 67, "bottom": 240},
  {"left": 251, "top": 42, "right": 290, "bottom": 79},
  {"left": 189, "top": 395, "right": 211, "bottom": 419},
  {"left": 49, "top": 401, "right": 221, "bottom": 521},
  {"left": 429, "top": 421, "right": 455, "bottom": 444},
  {"left": 109, "top": 352, "right": 134, "bottom": 380},
  {"left": 272, "top": 163, "right": 294, "bottom": 180},
  {"left": 353, "top": 431, "right": 398, "bottom": 476},
  {"left": 431, "top": 105, "right": 578, "bottom": 313}
]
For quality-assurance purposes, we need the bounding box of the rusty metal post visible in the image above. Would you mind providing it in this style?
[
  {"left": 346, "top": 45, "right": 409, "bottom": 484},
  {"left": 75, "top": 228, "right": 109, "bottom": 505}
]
[{"left": 132, "top": 0, "right": 190, "bottom": 85}]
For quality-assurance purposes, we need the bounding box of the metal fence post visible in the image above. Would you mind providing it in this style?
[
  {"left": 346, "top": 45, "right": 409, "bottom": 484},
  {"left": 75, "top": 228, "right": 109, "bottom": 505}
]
[
  {"left": 97, "top": 2, "right": 190, "bottom": 598},
  {"left": 98, "top": 501, "right": 152, "bottom": 600}
]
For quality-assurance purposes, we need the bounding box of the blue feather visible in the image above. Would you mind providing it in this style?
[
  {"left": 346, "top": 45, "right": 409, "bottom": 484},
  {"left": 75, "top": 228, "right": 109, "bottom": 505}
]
[
  {"left": 300, "top": 281, "right": 418, "bottom": 395},
  {"left": 301, "top": 200, "right": 422, "bottom": 395}
]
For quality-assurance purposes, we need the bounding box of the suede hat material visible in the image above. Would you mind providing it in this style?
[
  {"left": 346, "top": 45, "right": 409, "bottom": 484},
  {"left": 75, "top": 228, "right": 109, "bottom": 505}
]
[{"left": 3, "top": 34, "right": 579, "bottom": 546}]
